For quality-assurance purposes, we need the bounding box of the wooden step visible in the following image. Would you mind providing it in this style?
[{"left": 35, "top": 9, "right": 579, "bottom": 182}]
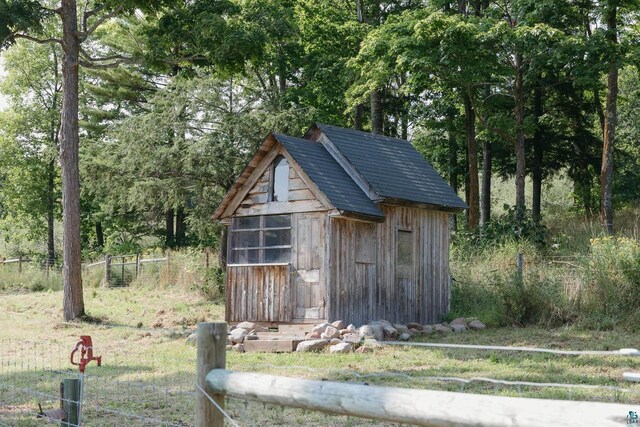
[
  {"left": 278, "top": 324, "right": 314, "bottom": 334},
  {"left": 243, "top": 338, "right": 304, "bottom": 353}
]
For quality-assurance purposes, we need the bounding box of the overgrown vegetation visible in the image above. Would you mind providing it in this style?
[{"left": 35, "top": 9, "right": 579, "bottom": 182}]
[{"left": 449, "top": 203, "right": 640, "bottom": 331}]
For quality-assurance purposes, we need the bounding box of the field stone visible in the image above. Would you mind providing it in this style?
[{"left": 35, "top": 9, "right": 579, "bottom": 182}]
[
  {"left": 407, "top": 322, "right": 423, "bottom": 331},
  {"left": 232, "top": 343, "right": 245, "bottom": 353},
  {"left": 186, "top": 333, "right": 197, "bottom": 345},
  {"left": 347, "top": 324, "right": 357, "bottom": 333},
  {"left": 359, "top": 325, "right": 375, "bottom": 338},
  {"left": 368, "top": 324, "right": 384, "bottom": 341},
  {"left": 422, "top": 325, "right": 434, "bottom": 334},
  {"left": 329, "top": 343, "right": 352, "bottom": 354},
  {"left": 451, "top": 324, "right": 467, "bottom": 333},
  {"left": 321, "top": 326, "right": 341, "bottom": 339},
  {"left": 434, "top": 324, "right": 452, "bottom": 333},
  {"left": 330, "top": 338, "right": 343, "bottom": 345},
  {"left": 229, "top": 328, "right": 248, "bottom": 344},
  {"left": 342, "top": 333, "right": 362, "bottom": 344},
  {"left": 312, "top": 322, "right": 330, "bottom": 334},
  {"left": 296, "top": 339, "right": 330, "bottom": 352},
  {"left": 450, "top": 318, "right": 468, "bottom": 327},
  {"left": 237, "top": 321, "right": 256, "bottom": 330},
  {"left": 331, "top": 320, "right": 345, "bottom": 330},
  {"left": 363, "top": 338, "right": 382, "bottom": 348},
  {"left": 339, "top": 328, "right": 350, "bottom": 336},
  {"left": 398, "top": 332, "right": 411, "bottom": 341},
  {"left": 469, "top": 320, "right": 486, "bottom": 330},
  {"left": 245, "top": 334, "right": 259, "bottom": 340},
  {"left": 393, "top": 324, "right": 410, "bottom": 335},
  {"left": 226, "top": 344, "right": 233, "bottom": 351},
  {"left": 305, "top": 331, "right": 321, "bottom": 340},
  {"left": 356, "top": 346, "right": 373, "bottom": 353}
]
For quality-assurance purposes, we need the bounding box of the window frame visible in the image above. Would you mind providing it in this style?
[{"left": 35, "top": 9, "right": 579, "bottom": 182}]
[
  {"left": 228, "top": 214, "right": 292, "bottom": 266},
  {"left": 396, "top": 228, "right": 414, "bottom": 280},
  {"left": 269, "top": 155, "right": 289, "bottom": 202}
]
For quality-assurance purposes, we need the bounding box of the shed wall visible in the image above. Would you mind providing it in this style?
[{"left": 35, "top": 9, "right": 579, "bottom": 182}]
[{"left": 328, "top": 206, "right": 450, "bottom": 325}]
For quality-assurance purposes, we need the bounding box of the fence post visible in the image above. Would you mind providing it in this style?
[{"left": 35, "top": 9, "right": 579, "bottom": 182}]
[
  {"left": 18, "top": 256, "right": 22, "bottom": 273},
  {"left": 62, "top": 378, "right": 80, "bottom": 426},
  {"left": 196, "top": 322, "right": 227, "bottom": 427},
  {"left": 104, "top": 254, "right": 111, "bottom": 287},
  {"left": 136, "top": 254, "right": 141, "bottom": 277}
]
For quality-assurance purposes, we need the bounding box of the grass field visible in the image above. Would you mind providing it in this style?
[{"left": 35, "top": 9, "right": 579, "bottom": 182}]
[{"left": 1, "top": 285, "right": 640, "bottom": 425}]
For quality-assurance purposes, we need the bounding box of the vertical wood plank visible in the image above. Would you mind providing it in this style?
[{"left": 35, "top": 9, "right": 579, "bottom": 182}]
[{"left": 196, "top": 322, "right": 226, "bottom": 427}]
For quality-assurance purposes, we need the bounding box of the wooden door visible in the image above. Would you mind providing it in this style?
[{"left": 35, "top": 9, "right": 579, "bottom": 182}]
[{"left": 292, "top": 213, "right": 325, "bottom": 321}]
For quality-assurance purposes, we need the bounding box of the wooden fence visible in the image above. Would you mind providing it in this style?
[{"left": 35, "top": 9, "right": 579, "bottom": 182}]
[{"left": 195, "top": 322, "right": 634, "bottom": 427}]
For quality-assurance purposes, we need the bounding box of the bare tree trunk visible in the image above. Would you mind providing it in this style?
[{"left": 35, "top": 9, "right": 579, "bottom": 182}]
[
  {"left": 95, "top": 222, "right": 104, "bottom": 248},
  {"left": 514, "top": 54, "right": 526, "bottom": 224},
  {"left": 60, "top": 0, "right": 84, "bottom": 321},
  {"left": 371, "top": 90, "right": 383, "bottom": 134},
  {"left": 600, "top": 5, "right": 618, "bottom": 235},
  {"left": 354, "top": 104, "right": 364, "bottom": 131},
  {"left": 176, "top": 207, "right": 187, "bottom": 247},
  {"left": 166, "top": 209, "right": 175, "bottom": 248},
  {"left": 480, "top": 140, "right": 492, "bottom": 227},
  {"left": 532, "top": 86, "right": 544, "bottom": 223},
  {"left": 448, "top": 113, "right": 458, "bottom": 231},
  {"left": 462, "top": 91, "right": 479, "bottom": 230},
  {"left": 47, "top": 160, "right": 55, "bottom": 267},
  {"left": 218, "top": 226, "right": 228, "bottom": 269}
]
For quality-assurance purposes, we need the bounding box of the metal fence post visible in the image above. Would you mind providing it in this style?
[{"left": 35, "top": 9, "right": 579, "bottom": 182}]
[
  {"left": 196, "top": 322, "right": 227, "bottom": 427},
  {"left": 62, "top": 378, "right": 80, "bottom": 426}
]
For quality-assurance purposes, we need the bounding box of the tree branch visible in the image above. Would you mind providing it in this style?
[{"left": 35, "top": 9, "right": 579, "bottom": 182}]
[
  {"left": 79, "top": 46, "right": 133, "bottom": 64},
  {"left": 80, "top": 59, "right": 132, "bottom": 69},
  {"left": 80, "top": 5, "right": 122, "bottom": 41},
  {"left": 13, "top": 34, "right": 62, "bottom": 45}
]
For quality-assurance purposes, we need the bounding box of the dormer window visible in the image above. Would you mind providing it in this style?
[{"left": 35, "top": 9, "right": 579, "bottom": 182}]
[{"left": 271, "top": 155, "right": 289, "bottom": 202}]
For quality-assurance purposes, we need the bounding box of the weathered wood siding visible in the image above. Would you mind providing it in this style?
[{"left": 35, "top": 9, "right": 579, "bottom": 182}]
[
  {"left": 234, "top": 166, "right": 325, "bottom": 217},
  {"left": 226, "top": 264, "right": 292, "bottom": 323},
  {"left": 328, "top": 206, "right": 450, "bottom": 325},
  {"left": 291, "top": 212, "right": 326, "bottom": 321}
]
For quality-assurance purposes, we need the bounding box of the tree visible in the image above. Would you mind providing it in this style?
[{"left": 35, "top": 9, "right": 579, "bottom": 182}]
[
  {"left": 1, "top": 0, "right": 169, "bottom": 320},
  {"left": 0, "top": 39, "right": 62, "bottom": 264}
]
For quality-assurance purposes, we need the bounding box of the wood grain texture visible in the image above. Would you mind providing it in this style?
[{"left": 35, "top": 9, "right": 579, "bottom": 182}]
[
  {"left": 226, "top": 265, "right": 291, "bottom": 323},
  {"left": 206, "top": 370, "right": 629, "bottom": 427},
  {"left": 328, "top": 206, "right": 451, "bottom": 325}
]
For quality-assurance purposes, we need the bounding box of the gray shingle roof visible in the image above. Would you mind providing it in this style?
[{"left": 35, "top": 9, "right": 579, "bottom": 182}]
[
  {"left": 274, "top": 134, "right": 384, "bottom": 220},
  {"left": 316, "top": 124, "right": 468, "bottom": 211}
]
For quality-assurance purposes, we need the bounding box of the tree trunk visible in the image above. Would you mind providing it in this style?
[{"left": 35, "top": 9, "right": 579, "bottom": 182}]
[
  {"left": 514, "top": 54, "right": 526, "bottom": 224},
  {"left": 354, "top": 104, "right": 364, "bottom": 131},
  {"left": 480, "top": 140, "right": 492, "bottom": 227},
  {"left": 176, "top": 207, "right": 187, "bottom": 247},
  {"left": 462, "top": 91, "right": 479, "bottom": 230},
  {"left": 95, "top": 221, "right": 104, "bottom": 248},
  {"left": 600, "top": 6, "right": 618, "bottom": 235},
  {"left": 532, "top": 86, "right": 544, "bottom": 223},
  {"left": 47, "top": 159, "right": 55, "bottom": 267},
  {"left": 218, "top": 226, "right": 228, "bottom": 269},
  {"left": 60, "top": 0, "right": 84, "bottom": 321},
  {"left": 166, "top": 208, "right": 175, "bottom": 248},
  {"left": 448, "top": 114, "right": 458, "bottom": 231},
  {"left": 371, "top": 90, "right": 383, "bottom": 134}
]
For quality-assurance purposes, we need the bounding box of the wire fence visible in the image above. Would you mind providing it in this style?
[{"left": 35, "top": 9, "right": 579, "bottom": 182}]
[{"left": 3, "top": 332, "right": 640, "bottom": 426}]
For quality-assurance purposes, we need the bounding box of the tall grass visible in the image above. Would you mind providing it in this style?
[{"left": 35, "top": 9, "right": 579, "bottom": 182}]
[
  {"left": 0, "top": 263, "right": 62, "bottom": 292},
  {"left": 450, "top": 235, "right": 640, "bottom": 331}
]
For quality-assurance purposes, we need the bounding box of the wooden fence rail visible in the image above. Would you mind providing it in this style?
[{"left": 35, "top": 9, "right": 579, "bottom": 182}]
[{"left": 196, "top": 322, "right": 633, "bottom": 427}]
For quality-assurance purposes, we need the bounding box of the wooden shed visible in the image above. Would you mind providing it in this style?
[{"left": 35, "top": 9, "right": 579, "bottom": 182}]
[{"left": 213, "top": 124, "right": 467, "bottom": 326}]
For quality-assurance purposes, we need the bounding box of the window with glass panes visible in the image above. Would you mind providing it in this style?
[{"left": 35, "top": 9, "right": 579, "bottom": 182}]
[{"left": 228, "top": 215, "right": 291, "bottom": 264}]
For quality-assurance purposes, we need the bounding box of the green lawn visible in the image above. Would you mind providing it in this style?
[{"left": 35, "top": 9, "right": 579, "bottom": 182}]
[{"left": 1, "top": 286, "right": 640, "bottom": 426}]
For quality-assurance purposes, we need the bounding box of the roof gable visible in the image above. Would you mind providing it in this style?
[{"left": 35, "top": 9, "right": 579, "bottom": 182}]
[{"left": 309, "top": 124, "right": 467, "bottom": 211}]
